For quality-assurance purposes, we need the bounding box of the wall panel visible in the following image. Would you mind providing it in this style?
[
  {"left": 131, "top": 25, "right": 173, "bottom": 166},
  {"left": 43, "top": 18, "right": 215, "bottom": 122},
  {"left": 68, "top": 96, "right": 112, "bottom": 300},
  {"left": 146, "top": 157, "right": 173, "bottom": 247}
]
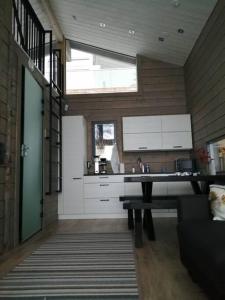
[
  {"left": 185, "top": 0, "right": 225, "bottom": 148},
  {"left": 65, "top": 55, "right": 189, "bottom": 173}
]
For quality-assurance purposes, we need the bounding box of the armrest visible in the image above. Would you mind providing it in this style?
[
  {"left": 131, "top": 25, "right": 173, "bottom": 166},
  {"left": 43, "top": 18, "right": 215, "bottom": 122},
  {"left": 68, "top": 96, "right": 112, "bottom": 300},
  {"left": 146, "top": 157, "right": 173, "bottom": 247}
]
[{"left": 177, "top": 195, "right": 210, "bottom": 223}]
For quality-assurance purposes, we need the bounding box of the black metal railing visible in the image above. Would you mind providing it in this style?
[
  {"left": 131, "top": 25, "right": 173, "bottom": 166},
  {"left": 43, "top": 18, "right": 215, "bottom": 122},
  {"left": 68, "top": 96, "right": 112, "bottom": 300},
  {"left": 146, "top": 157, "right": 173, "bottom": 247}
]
[
  {"left": 46, "top": 36, "right": 63, "bottom": 194},
  {"left": 12, "top": 0, "right": 45, "bottom": 73},
  {"left": 12, "top": 0, "right": 64, "bottom": 195}
]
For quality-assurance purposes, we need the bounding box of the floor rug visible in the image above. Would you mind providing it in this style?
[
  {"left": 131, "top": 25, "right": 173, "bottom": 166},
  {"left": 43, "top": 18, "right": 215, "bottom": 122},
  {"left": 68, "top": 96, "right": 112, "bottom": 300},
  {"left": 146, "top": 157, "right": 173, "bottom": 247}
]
[{"left": 0, "top": 232, "right": 139, "bottom": 299}]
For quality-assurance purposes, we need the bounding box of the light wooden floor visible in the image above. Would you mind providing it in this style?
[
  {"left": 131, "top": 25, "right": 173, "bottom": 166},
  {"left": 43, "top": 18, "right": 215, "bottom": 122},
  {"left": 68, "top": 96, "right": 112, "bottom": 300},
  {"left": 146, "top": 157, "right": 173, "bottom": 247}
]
[{"left": 0, "top": 218, "right": 207, "bottom": 300}]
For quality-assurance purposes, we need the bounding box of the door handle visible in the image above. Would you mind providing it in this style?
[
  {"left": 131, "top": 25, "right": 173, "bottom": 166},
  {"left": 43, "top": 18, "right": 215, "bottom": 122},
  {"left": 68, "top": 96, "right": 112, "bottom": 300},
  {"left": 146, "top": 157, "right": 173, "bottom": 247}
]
[
  {"left": 72, "top": 177, "right": 82, "bottom": 180},
  {"left": 100, "top": 184, "right": 109, "bottom": 187},
  {"left": 21, "top": 144, "right": 30, "bottom": 157},
  {"left": 100, "top": 199, "right": 109, "bottom": 201}
]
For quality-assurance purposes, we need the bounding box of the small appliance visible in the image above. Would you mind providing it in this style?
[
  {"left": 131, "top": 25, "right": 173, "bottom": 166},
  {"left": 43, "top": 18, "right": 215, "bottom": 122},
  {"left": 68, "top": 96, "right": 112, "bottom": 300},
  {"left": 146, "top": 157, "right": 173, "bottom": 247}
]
[
  {"left": 99, "top": 158, "right": 107, "bottom": 174},
  {"left": 175, "top": 159, "right": 196, "bottom": 173},
  {"left": 94, "top": 156, "right": 100, "bottom": 174}
]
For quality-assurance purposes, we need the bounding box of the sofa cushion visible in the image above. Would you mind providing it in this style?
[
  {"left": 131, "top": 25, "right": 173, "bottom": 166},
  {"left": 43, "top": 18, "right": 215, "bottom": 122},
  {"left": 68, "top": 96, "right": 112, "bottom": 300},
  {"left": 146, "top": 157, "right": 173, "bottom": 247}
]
[
  {"left": 178, "top": 220, "right": 225, "bottom": 288},
  {"left": 209, "top": 184, "right": 225, "bottom": 220}
]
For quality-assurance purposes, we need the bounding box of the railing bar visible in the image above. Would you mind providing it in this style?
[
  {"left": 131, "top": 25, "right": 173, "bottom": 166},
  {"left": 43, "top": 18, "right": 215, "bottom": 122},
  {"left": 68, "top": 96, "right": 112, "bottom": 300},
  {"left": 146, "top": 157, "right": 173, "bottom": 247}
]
[
  {"left": 34, "top": 26, "right": 37, "bottom": 66},
  {"left": 12, "top": 4, "right": 15, "bottom": 37},
  {"left": 49, "top": 31, "right": 53, "bottom": 194},
  {"left": 20, "top": 0, "right": 22, "bottom": 37},
  {"left": 21, "top": 0, "right": 45, "bottom": 32},
  {"left": 27, "top": 15, "right": 29, "bottom": 55},
  {"left": 31, "top": 20, "right": 33, "bottom": 60},
  {"left": 43, "top": 32, "right": 45, "bottom": 73}
]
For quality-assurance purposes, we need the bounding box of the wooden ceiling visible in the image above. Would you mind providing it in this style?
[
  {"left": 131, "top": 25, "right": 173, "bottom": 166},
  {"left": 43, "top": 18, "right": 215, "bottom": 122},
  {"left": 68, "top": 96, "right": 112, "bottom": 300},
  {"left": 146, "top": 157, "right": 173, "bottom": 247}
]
[{"left": 30, "top": 0, "right": 217, "bottom": 66}]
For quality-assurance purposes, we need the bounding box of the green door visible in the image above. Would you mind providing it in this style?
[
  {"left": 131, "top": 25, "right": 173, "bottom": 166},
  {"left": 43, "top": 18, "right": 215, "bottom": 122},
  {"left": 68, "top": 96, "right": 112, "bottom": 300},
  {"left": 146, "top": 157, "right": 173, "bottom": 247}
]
[{"left": 20, "top": 68, "right": 43, "bottom": 241}]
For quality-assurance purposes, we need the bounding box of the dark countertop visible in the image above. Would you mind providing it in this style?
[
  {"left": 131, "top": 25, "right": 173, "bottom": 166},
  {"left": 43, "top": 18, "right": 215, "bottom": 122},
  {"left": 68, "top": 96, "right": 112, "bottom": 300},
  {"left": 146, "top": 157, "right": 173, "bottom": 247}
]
[
  {"left": 124, "top": 174, "right": 225, "bottom": 182},
  {"left": 84, "top": 172, "right": 176, "bottom": 176}
]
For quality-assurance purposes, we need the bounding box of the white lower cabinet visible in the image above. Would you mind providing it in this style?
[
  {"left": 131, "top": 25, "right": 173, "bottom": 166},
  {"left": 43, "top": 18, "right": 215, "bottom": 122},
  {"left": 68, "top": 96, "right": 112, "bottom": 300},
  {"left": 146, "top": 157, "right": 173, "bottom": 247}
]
[
  {"left": 63, "top": 177, "right": 84, "bottom": 214},
  {"left": 167, "top": 182, "right": 194, "bottom": 195},
  {"left": 85, "top": 197, "right": 124, "bottom": 214},
  {"left": 84, "top": 175, "right": 125, "bottom": 218},
  {"left": 60, "top": 174, "right": 195, "bottom": 219}
]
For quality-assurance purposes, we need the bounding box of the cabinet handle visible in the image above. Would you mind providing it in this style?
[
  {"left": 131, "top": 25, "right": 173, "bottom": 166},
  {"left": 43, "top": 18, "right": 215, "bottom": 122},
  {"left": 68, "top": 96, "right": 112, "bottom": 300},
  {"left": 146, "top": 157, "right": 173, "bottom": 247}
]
[
  {"left": 100, "top": 199, "right": 109, "bottom": 201},
  {"left": 72, "top": 177, "right": 82, "bottom": 180},
  {"left": 100, "top": 184, "right": 109, "bottom": 187},
  {"left": 99, "top": 176, "right": 109, "bottom": 179},
  {"left": 138, "top": 147, "right": 148, "bottom": 150},
  {"left": 173, "top": 146, "right": 182, "bottom": 148}
]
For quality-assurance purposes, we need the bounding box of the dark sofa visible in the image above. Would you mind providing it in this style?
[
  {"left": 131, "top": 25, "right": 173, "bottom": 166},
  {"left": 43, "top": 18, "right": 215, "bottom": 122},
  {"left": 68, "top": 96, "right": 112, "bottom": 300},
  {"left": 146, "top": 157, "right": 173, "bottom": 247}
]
[{"left": 177, "top": 195, "right": 225, "bottom": 300}]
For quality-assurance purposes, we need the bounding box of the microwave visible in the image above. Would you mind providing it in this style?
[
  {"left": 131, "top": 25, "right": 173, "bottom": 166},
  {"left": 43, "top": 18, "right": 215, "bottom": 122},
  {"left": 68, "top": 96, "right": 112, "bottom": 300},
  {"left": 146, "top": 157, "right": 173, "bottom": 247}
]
[{"left": 175, "top": 159, "right": 196, "bottom": 173}]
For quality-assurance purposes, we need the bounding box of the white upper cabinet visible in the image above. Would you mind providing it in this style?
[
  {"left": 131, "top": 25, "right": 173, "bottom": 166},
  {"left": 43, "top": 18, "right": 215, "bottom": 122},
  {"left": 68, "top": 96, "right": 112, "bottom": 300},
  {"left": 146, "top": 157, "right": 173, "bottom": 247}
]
[
  {"left": 123, "top": 116, "right": 161, "bottom": 133},
  {"left": 162, "top": 131, "right": 193, "bottom": 150},
  {"left": 161, "top": 114, "right": 191, "bottom": 132},
  {"left": 122, "top": 114, "right": 192, "bottom": 151},
  {"left": 123, "top": 132, "right": 162, "bottom": 151}
]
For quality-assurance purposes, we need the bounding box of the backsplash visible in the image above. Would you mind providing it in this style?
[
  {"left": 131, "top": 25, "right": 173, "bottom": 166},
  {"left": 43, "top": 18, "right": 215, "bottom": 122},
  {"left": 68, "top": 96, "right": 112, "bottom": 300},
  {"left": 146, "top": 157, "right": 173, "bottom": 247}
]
[{"left": 122, "top": 151, "right": 191, "bottom": 173}]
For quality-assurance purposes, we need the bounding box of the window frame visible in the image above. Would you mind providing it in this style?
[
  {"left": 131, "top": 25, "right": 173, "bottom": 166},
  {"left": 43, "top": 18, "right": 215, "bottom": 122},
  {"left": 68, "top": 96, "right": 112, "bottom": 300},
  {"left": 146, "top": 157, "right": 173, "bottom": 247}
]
[
  {"left": 92, "top": 120, "right": 116, "bottom": 161},
  {"left": 65, "top": 40, "right": 138, "bottom": 95}
]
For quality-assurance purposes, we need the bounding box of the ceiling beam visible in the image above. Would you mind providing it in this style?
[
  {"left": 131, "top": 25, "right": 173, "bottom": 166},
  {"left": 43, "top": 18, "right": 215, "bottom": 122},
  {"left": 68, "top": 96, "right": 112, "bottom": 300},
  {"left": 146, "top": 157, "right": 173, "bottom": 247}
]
[{"left": 39, "top": 0, "right": 64, "bottom": 42}]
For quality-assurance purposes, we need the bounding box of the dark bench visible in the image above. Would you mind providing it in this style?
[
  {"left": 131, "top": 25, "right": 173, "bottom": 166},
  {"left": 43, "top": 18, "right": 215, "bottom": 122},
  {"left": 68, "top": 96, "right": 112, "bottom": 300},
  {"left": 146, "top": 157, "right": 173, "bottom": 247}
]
[{"left": 120, "top": 195, "right": 177, "bottom": 247}]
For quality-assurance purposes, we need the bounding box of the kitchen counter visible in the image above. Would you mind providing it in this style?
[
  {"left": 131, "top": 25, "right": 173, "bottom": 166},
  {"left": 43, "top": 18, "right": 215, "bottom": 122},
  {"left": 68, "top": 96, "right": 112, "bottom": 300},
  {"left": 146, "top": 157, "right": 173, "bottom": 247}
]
[{"left": 84, "top": 172, "right": 177, "bottom": 176}]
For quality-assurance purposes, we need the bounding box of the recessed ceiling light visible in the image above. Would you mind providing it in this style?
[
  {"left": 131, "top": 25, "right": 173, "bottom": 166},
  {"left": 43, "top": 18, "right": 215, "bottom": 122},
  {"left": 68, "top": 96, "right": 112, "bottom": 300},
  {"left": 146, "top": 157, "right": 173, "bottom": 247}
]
[
  {"left": 171, "top": 0, "right": 180, "bottom": 7},
  {"left": 178, "top": 28, "right": 184, "bottom": 34},
  {"left": 99, "top": 22, "right": 106, "bottom": 28},
  {"left": 72, "top": 15, "right": 77, "bottom": 21},
  {"left": 128, "top": 29, "right": 135, "bottom": 35},
  {"left": 162, "top": 31, "right": 169, "bottom": 37},
  {"left": 158, "top": 36, "right": 165, "bottom": 42}
]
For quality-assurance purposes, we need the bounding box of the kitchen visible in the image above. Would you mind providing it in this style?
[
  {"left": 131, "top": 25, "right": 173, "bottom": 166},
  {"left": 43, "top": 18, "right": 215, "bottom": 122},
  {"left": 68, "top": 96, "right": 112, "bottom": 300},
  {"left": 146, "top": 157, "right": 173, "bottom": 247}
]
[{"left": 58, "top": 50, "right": 199, "bottom": 220}]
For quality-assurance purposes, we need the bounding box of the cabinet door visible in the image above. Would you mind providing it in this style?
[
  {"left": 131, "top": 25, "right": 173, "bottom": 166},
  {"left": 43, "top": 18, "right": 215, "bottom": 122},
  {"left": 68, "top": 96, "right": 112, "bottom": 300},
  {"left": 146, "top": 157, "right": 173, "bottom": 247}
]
[
  {"left": 84, "top": 183, "right": 124, "bottom": 198},
  {"left": 123, "top": 116, "right": 161, "bottom": 133},
  {"left": 162, "top": 132, "right": 192, "bottom": 150},
  {"left": 63, "top": 177, "right": 84, "bottom": 214},
  {"left": 84, "top": 175, "right": 124, "bottom": 184},
  {"left": 167, "top": 182, "right": 194, "bottom": 195},
  {"left": 124, "top": 182, "right": 142, "bottom": 195},
  {"left": 124, "top": 182, "right": 167, "bottom": 196},
  {"left": 152, "top": 183, "right": 167, "bottom": 195},
  {"left": 84, "top": 197, "right": 124, "bottom": 214},
  {"left": 161, "top": 114, "right": 191, "bottom": 132},
  {"left": 123, "top": 133, "right": 162, "bottom": 151}
]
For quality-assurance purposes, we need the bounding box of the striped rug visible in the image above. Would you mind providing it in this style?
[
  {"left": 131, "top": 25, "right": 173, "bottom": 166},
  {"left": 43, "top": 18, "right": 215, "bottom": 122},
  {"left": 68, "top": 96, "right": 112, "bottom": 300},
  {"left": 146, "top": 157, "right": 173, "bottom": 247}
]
[{"left": 0, "top": 232, "right": 139, "bottom": 299}]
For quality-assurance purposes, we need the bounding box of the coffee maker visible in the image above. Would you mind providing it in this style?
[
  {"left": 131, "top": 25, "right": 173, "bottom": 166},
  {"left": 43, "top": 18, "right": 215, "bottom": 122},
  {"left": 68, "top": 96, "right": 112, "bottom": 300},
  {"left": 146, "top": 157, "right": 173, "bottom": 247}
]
[{"left": 99, "top": 158, "right": 107, "bottom": 174}]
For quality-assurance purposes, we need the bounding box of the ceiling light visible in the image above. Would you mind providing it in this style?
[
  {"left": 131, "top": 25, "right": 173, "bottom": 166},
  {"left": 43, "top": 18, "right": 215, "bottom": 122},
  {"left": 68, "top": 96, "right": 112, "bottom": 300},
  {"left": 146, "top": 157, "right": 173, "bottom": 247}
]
[
  {"left": 128, "top": 29, "right": 135, "bottom": 35},
  {"left": 171, "top": 0, "right": 180, "bottom": 7},
  {"left": 158, "top": 36, "right": 165, "bottom": 42},
  {"left": 162, "top": 31, "right": 169, "bottom": 37},
  {"left": 178, "top": 28, "right": 184, "bottom": 34},
  {"left": 99, "top": 22, "right": 106, "bottom": 28}
]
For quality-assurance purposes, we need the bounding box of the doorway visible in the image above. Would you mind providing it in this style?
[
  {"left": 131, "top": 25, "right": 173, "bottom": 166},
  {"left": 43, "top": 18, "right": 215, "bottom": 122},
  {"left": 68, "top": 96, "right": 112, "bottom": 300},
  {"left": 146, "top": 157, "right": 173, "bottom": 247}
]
[{"left": 20, "top": 67, "right": 43, "bottom": 242}]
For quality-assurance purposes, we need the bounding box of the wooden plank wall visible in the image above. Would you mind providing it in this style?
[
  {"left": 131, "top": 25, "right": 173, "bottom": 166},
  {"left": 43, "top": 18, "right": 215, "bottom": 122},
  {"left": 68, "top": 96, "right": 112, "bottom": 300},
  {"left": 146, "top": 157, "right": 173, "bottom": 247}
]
[
  {"left": 0, "top": 0, "right": 58, "bottom": 254},
  {"left": 185, "top": 0, "right": 225, "bottom": 148},
  {"left": 65, "top": 55, "right": 190, "bottom": 173},
  {"left": 0, "top": 0, "right": 15, "bottom": 255}
]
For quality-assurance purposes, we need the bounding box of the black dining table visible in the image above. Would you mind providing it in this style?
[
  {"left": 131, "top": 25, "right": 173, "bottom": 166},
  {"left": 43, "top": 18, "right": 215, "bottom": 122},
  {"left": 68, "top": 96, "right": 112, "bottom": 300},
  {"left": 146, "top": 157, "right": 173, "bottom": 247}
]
[{"left": 124, "top": 174, "right": 225, "bottom": 242}]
